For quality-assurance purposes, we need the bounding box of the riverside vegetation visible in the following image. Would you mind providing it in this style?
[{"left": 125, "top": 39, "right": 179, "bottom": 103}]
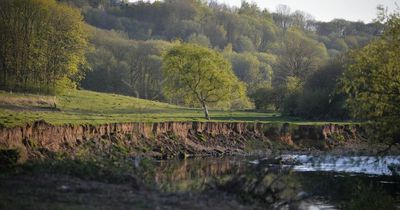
[{"left": 0, "top": 0, "right": 399, "bottom": 209}]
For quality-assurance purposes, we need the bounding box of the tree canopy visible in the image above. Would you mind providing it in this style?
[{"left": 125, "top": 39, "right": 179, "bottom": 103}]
[
  {"left": 0, "top": 0, "right": 88, "bottom": 93},
  {"left": 163, "top": 44, "right": 247, "bottom": 119},
  {"left": 341, "top": 10, "right": 400, "bottom": 145}
]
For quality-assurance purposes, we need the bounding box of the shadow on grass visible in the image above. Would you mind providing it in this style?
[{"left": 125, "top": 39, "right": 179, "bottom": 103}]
[{"left": 211, "top": 116, "right": 302, "bottom": 122}]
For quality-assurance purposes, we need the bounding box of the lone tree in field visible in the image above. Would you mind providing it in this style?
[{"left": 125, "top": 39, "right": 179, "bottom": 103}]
[{"left": 163, "top": 44, "right": 246, "bottom": 120}]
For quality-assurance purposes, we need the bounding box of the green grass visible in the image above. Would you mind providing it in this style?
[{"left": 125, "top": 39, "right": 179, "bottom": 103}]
[{"left": 0, "top": 90, "right": 352, "bottom": 127}]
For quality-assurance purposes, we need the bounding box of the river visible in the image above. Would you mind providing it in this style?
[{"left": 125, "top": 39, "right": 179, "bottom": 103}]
[{"left": 137, "top": 154, "right": 400, "bottom": 209}]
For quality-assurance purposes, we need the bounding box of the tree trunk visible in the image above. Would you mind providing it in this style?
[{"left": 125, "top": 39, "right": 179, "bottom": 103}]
[{"left": 201, "top": 101, "right": 210, "bottom": 120}]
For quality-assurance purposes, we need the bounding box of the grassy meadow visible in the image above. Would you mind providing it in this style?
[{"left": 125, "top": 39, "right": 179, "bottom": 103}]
[{"left": 0, "top": 90, "right": 350, "bottom": 127}]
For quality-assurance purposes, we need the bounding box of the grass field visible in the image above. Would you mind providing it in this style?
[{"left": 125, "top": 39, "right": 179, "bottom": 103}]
[{"left": 0, "top": 90, "right": 350, "bottom": 127}]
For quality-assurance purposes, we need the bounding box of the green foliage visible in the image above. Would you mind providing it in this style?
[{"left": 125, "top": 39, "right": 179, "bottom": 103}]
[
  {"left": 187, "top": 33, "right": 211, "bottom": 47},
  {"left": 0, "top": 0, "right": 385, "bottom": 122},
  {"left": 274, "top": 29, "right": 329, "bottom": 85},
  {"left": 81, "top": 27, "right": 174, "bottom": 100},
  {"left": 250, "top": 86, "right": 276, "bottom": 110},
  {"left": 284, "top": 59, "right": 349, "bottom": 119},
  {"left": 234, "top": 36, "right": 255, "bottom": 52},
  {"left": 229, "top": 53, "right": 260, "bottom": 84},
  {"left": 163, "top": 44, "right": 248, "bottom": 119},
  {"left": 0, "top": 90, "right": 325, "bottom": 127},
  {"left": 340, "top": 11, "right": 400, "bottom": 144},
  {"left": 0, "top": 0, "right": 89, "bottom": 94},
  {"left": 59, "top": 0, "right": 381, "bottom": 111},
  {"left": 74, "top": 0, "right": 380, "bottom": 57}
]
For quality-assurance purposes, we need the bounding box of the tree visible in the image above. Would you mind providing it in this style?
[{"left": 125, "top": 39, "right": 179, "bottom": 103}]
[
  {"left": 233, "top": 35, "right": 255, "bottom": 52},
  {"left": 295, "top": 59, "right": 349, "bottom": 119},
  {"left": 273, "top": 29, "right": 328, "bottom": 86},
  {"left": 229, "top": 52, "right": 260, "bottom": 84},
  {"left": 125, "top": 40, "right": 173, "bottom": 99},
  {"left": 163, "top": 44, "right": 247, "bottom": 119},
  {"left": 0, "top": 0, "right": 88, "bottom": 93},
  {"left": 187, "top": 33, "right": 211, "bottom": 47},
  {"left": 82, "top": 27, "right": 173, "bottom": 100},
  {"left": 273, "top": 4, "right": 292, "bottom": 34},
  {"left": 341, "top": 10, "right": 400, "bottom": 145}
]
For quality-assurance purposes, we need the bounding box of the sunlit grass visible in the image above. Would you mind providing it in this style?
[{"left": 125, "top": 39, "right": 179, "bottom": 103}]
[{"left": 0, "top": 90, "right": 353, "bottom": 127}]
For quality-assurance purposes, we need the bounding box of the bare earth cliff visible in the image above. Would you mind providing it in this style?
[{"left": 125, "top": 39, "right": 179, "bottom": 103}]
[{"left": 0, "top": 121, "right": 364, "bottom": 160}]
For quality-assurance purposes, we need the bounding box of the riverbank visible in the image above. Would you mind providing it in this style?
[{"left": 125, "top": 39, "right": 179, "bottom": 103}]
[
  {"left": 1, "top": 120, "right": 398, "bottom": 210},
  {"left": 1, "top": 90, "right": 398, "bottom": 209},
  {"left": 1, "top": 120, "right": 371, "bottom": 162}
]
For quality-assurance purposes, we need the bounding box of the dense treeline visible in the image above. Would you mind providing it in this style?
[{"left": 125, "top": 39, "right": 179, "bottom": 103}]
[
  {"left": 80, "top": 27, "right": 173, "bottom": 100},
  {"left": 73, "top": 0, "right": 382, "bottom": 53},
  {"left": 68, "top": 0, "right": 383, "bottom": 113},
  {"left": 0, "top": 0, "right": 88, "bottom": 93},
  {"left": 1, "top": 0, "right": 389, "bottom": 120},
  {"left": 65, "top": 0, "right": 382, "bottom": 116}
]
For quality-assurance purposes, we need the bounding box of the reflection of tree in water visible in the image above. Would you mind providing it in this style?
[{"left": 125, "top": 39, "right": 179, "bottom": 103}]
[
  {"left": 138, "top": 157, "right": 248, "bottom": 192},
  {"left": 136, "top": 156, "right": 399, "bottom": 209},
  {"left": 345, "top": 183, "right": 396, "bottom": 210},
  {"left": 296, "top": 172, "right": 398, "bottom": 209},
  {"left": 215, "top": 162, "right": 399, "bottom": 209},
  {"left": 215, "top": 166, "right": 302, "bottom": 209}
]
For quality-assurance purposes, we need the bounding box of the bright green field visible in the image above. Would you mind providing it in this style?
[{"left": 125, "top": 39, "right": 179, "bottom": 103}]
[{"left": 0, "top": 90, "right": 350, "bottom": 127}]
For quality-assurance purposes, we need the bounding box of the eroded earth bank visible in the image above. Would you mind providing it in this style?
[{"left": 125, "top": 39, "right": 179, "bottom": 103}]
[
  {"left": 1, "top": 121, "right": 399, "bottom": 210},
  {"left": 0, "top": 121, "right": 368, "bottom": 160}
]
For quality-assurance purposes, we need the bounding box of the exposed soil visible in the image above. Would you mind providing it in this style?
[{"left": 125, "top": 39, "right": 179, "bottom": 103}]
[{"left": 0, "top": 120, "right": 366, "bottom": 161}]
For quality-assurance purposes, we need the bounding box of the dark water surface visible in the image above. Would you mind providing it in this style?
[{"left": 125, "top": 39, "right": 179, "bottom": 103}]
[{"left": 138, "top": 155, "right": 400, "bottom": 209}]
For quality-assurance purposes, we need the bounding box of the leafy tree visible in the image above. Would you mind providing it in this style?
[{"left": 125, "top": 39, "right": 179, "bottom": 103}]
[
  {"left": 238, "top": 1, "right": 261, "bottom": 17},
  {"left": 250, "top": 86, "right": 277, "bottom": 110},
  {"left": 229, "top": 53, "right": 260, "bottom": 84},
  {"left": 187, "top": 33, "right": 211, "bottom": 47},
  {"left": 82, "top": 27, "right": 173, "bottom": 100},
  {"left": 291, "top": 10, "right": 315, "bottom": 31},
  {"left": 341, "top": 10, "right": 400, "bottom": 145},
  {"left": 202, "top": 19, "right": 227, "bottom": 49},
  {"left": 83, "top": 47, "right": 130, "bottom": 94},
  {"left": 163, "top": 44, "right": 247, "bottom": 119},
  {"left": 164, "top": 20, "right": 201, "bottom": 40},
  {"left": 0, "top": 0, "right": 88, "bottom": 93},
  {"left": 233, "top": 35, "right": 255, "bottom": 52},
  {"left": 296, "top": 59, "right": 348, "bottom": 119},
  {"left": 273, "top": 29, "right": 328, "bottom": 86},
  {"left": 125, "top": 40, "right": 173, "bottom": 99},
  {"left": 330, "top": 38, "right": 349, "bottom": 52}
]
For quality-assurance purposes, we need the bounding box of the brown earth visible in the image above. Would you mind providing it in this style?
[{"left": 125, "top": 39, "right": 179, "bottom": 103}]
[{"left": 0, "top": 120, "right": 364, "bottom": 161}]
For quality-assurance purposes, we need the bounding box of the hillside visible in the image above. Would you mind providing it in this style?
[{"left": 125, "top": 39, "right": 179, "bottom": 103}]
[{"left": 0, "top": 90, "right": 349, "bottom": 127}]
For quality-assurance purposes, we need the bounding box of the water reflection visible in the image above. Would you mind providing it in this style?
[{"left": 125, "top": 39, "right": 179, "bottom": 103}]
[
  {"left": 138, "top": 157, "right": 248, "bottom": 192},
  {"left": 277, "top": 155, "right": 400, "bottom": 176},
  {"left": 136, "top": 155, "right": 400, "bottom": 209}
]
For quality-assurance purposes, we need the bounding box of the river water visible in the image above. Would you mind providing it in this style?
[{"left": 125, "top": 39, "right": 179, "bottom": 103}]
[{"left": 138, "top": 154, "right": 400, "bottom": 209}]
